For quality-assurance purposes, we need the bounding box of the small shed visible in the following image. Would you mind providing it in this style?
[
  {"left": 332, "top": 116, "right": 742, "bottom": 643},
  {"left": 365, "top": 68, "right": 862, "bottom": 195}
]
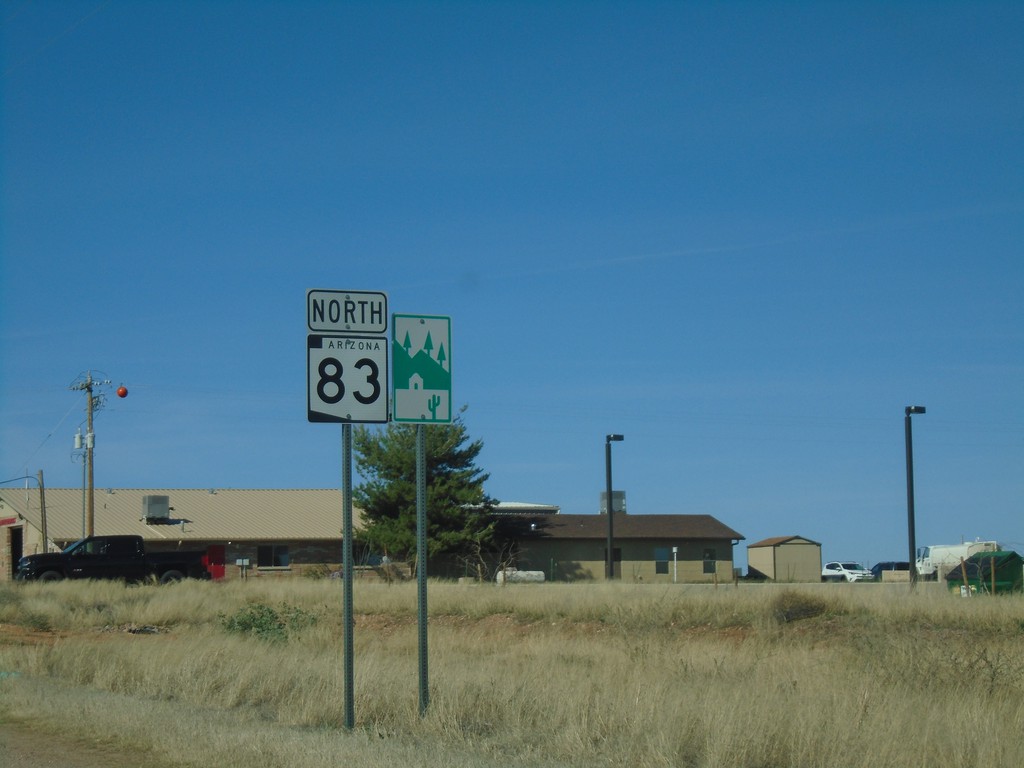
[{"left": 747, "top": 535, "right": 822, "bottom": 582}]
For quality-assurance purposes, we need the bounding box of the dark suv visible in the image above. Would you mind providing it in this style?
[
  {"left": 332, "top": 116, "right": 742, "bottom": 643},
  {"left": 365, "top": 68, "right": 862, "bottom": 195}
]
[{"left": 870, "top": 561, "right": 909, "bottom": 580}]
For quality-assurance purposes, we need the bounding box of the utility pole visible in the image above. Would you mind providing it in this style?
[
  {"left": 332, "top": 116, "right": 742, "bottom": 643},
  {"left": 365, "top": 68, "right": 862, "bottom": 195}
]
[
  {"left": 85, "top": 374, "right": 96, "bottom": 537},
  {"left": 37, "top": 469, "right": 48, "bottom": 553},
  {"left": 70, "top": 372, "right": 108, "bottom": 537}
]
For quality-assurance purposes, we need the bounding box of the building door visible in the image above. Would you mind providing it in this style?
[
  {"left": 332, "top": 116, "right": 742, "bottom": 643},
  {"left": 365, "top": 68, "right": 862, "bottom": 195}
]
[
  {"left": 204, "top": 545, "right": 226, "bottom": 580},
  {"left": 8, "top": 527, "right": 23, "bottom": 579}
]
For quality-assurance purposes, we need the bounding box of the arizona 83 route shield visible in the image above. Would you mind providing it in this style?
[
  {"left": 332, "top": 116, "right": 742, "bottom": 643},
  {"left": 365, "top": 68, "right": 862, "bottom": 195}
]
[{"left": 307, "top": 334, "right": 389, "bottom": 423}]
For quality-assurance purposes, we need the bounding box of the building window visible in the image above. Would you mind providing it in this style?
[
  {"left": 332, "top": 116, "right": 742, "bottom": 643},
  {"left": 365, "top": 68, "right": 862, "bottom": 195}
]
[
  {"left": 654, "top": 547, "right": 669, "bottom": 575},
  {"left": 257, "top": 544, "right": 290, "bottom": 568},
  {"left": 703, "top": 547, "right": 717, "bottom": 575}
]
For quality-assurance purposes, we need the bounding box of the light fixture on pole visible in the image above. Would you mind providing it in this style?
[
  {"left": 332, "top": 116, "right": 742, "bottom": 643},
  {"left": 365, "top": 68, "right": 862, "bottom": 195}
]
[
  {"left": 905, "top": 405, "right": 926, "bottom": 588},
  {"left": 605, "top": 434, "right": 624, "bottom": 580}
]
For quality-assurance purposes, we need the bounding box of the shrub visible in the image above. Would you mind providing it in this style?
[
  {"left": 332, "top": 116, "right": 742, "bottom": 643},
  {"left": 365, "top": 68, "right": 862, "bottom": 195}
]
[
  {"left": 771, "top": 590, "right": 832, "bottom": 624},
  {"left": 220, "top": 602, "right": 317, "bottom": 642}
]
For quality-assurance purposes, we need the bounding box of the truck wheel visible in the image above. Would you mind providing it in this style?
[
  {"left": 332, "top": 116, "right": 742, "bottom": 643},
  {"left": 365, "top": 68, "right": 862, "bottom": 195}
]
[
  {"left": 39, "top": 570, "right": 63, "bottom": 582},
  {"left": 159, "top": 570, "right": 184, "bottom": 584}
]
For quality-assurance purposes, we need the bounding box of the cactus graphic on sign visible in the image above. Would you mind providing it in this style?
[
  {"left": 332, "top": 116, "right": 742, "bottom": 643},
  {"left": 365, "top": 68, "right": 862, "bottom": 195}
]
[{"left": 392, "top": 314, "right": 452, "bottom": 423}]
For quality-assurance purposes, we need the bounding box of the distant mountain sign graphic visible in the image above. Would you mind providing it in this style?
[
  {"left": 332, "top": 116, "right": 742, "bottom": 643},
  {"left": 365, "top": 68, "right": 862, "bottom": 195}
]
[
  {"left": 393, "top": 331, "right": 450, "bottom": 390},
  {"left": 392, "top": 318, "right": 451, "bottom": 422}
]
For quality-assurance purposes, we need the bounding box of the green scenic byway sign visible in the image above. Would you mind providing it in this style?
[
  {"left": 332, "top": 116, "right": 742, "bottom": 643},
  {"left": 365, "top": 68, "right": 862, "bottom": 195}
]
[{"left": 392, "top": 314, "right": 452, "bottom": 423}]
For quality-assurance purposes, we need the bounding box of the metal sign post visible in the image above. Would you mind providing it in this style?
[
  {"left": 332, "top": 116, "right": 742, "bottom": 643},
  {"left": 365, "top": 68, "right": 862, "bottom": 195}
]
[
  {"left": 306, "top": 288, "right": 389, "bottom": 731},
  {"left": 341, "top": 423, "right": 355, "bottom": 729},
  {"left": 392, "top": 313, "right": 453, "bottom": 716},
  {"left": 416, "top": 423, "right": 429, "bottom": 716}
]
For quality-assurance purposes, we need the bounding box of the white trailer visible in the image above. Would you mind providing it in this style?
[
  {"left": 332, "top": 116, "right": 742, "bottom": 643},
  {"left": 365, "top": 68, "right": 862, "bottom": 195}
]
[{"left": 916, "top": 541, "right": 999, "bottom": 580}]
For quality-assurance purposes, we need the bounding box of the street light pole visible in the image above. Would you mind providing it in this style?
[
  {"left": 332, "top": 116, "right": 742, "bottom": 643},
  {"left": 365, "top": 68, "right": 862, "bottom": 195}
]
[
  {"left": 605, "top": 434, "right": 623, "bottom": 580},
  {"left": 905, "top": 406, "right": 926, "bottom": 588},
  {"left": 0, "top": 474, "right": 47, "bottom": 552}
]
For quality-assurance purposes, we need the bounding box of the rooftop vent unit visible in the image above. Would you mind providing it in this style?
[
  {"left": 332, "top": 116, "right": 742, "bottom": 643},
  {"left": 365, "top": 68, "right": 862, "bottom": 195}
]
[
  {"left": 142, "top": 495, "right": 170, "bottom": 523},
  {"left": 599, "top": 490, "right": 626, "bottom": 515}
]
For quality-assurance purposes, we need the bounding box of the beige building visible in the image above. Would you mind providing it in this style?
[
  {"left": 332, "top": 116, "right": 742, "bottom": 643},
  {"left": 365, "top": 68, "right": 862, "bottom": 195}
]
[
  {"left": 505, "top": 512, "right": 744, "bottom": 583},
  {"left": 2, "top": 487, "right": 745, "bottom": 584},
  {"left": 746, "top": 535, "right": 822, "bottom": 582},
  {"left": 0, "top": 487, "right": 352, "bottom": 581}
]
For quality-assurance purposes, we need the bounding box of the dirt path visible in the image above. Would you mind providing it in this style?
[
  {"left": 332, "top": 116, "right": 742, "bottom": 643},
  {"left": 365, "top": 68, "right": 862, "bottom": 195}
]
[
  {"left": 0, "top": 719, "right": 151, "bottom": 768},
  {"left": 1, "top": 621, "right": 181, "bottom": 768}
]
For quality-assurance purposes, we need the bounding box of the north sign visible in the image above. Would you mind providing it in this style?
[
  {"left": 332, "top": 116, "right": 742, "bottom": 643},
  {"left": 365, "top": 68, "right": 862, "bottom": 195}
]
[{"left": 307, "top": 289, "right": 388, "bottom": 335}]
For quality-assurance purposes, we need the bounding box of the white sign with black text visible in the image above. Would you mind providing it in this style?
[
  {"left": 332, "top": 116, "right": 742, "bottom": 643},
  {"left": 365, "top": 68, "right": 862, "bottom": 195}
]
[
  {"left": 307, "top": 334, "right": 389, "bottom": 423},
  {"left": 307, "top": 289, "right": 388, "bottom": 335}
]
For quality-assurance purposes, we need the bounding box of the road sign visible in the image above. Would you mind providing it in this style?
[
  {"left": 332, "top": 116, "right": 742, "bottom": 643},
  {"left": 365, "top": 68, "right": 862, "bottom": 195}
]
[
  {"left": 307, "top": 289, "right": 388, "bottom": 335},
  {"left": 307, "top": 334, "right": 389, "bottom": 423},
  {"left": 392, "top": 314, "right": 451, "bottom": 423}
]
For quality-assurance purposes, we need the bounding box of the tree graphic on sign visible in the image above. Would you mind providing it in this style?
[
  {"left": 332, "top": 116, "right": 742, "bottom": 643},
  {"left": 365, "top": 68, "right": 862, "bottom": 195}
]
[{"left": 393, "top": 316, "right": 451, "bottom": 422}]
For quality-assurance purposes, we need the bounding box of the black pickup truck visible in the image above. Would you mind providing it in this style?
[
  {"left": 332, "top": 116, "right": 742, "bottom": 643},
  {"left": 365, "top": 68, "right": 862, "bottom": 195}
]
[{"left": 16, "top": 535, "right": 213, "bottom": 583}]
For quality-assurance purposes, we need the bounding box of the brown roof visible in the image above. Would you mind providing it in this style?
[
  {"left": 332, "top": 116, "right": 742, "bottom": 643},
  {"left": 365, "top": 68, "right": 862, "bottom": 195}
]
[
  {"left": 523, "top": 513, "right": 743, "bottom": 541},
  {"left": 748, "top": 535, "right": 820, "bottom": 548}
]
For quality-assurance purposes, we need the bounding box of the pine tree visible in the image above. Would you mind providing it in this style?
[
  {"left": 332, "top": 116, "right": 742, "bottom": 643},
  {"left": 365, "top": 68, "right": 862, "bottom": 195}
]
[{"left": 353, "top": 408, "right": 496, "bottom": 573}]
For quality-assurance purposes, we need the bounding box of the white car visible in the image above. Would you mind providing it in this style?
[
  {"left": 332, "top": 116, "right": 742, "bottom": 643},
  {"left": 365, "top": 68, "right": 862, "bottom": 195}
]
[{"left": 821, "top": 561, "right": 874, "bottom": 582}]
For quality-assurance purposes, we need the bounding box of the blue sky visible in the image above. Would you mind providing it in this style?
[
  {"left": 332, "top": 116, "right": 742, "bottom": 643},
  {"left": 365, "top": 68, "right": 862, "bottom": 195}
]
[{"left": 2, "top": 1, "right": 1021, "bottom": 567}]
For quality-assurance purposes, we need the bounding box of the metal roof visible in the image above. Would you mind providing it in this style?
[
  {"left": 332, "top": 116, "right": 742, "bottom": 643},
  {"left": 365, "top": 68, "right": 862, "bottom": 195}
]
[
  {"left": 0, "top": 488, "right": 353, "bottom": 544},
  {"left": 1, "top": 489, "right": 743, "bottom": 546}
]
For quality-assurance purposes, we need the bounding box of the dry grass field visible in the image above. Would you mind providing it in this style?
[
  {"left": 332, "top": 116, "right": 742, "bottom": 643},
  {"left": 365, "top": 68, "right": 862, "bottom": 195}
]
[{"left": 1, "top": 578, "right": 1022, "bottom": 767}]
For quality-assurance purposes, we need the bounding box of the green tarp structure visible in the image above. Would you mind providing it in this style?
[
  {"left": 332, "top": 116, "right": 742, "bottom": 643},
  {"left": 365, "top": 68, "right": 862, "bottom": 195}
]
[{"left": 945, "top": 550, "right": 1023, "bottom": 594}]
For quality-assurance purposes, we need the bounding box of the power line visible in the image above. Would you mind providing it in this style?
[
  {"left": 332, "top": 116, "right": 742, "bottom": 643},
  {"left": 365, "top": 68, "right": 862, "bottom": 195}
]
[
  {"left": 4, "top": 0, "right": 112, "bottom": 77},
  {"left": 18, "top": 399, "right": 82, "bottom": 470}
]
